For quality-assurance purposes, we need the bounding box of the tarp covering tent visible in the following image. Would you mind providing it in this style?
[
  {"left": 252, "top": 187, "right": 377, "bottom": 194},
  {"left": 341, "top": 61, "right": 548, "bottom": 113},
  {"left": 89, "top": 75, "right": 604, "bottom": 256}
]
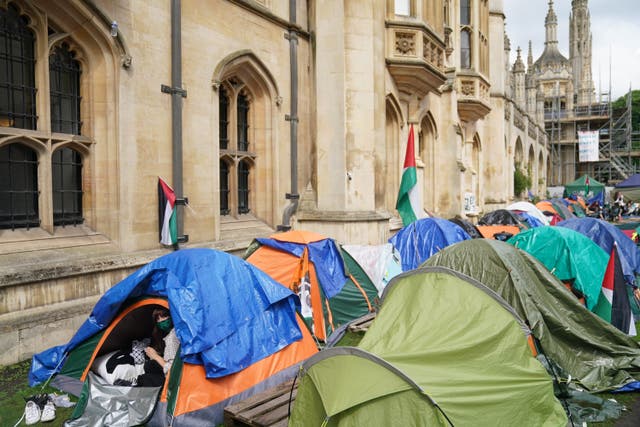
[
  {"left": 28, "top": 249, "right": 318, "bottom": 426},
  {"left": 478, "top": 209, "right": 529, "bottom": 228},
  {"left": 447, "top": 217, "right": 483, "bottom": 238},
  {"left": 244, "top": 230, "right": 378, "bottom": 341},
  {"left": 289, "top": 267, "right": 567, "bottom": 426},
  {"left": 507, "top": 201, "right": 550, "bottom": 226},
  {"left": 564, "top": 174, "right": 605, "bottom": 199},
  {"left": 507, "top": 227, "right": 608, "bottom": 311},
  {"left": 388, "top": 217, "right": 471, "bottom": 271},
  {"left": 615, "top": 173, "right": 640, "bottom": 202},
  {"left": 425, "top": 239, "right": 640, "bottom": 392},
  {"left": 557, "top": 218, "right": 640, "bottom": 286}
]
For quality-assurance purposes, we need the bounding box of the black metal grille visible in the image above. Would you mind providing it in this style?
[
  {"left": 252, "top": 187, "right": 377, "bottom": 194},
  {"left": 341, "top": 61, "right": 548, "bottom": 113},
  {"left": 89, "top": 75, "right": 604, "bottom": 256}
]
[
  {"left": 0, "top": 4, "right": 37, "bottom": 130},
  {"left": 220, "top": 159, "right": 230, "bottom": 215},
  {"left": 238, "top": 160, "right": 250, "bottom": 214},
  {"left": 219, "top": 86, "right": 229, "bottom": 149},
  {"left": 237, "top": 93, "right": 249, "bottom": 151},
  {"left": 50, "top": 43, "right": 82, "bottom": 135},
  {"left": 52, "top": 147, "right": 83, "bottom": 226},
  {"left": 0, "top": 143, "right": 40, "bottom": 229}
]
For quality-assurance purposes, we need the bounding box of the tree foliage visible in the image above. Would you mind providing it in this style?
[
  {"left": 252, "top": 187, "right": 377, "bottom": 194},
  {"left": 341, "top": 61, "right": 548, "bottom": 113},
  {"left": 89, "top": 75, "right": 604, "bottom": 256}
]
[
  {"left": 513, "top": 167, "right": 531, "bottom": 197},
  {"left": 612, "top": 90, "right": 640, "bottom": 131}
]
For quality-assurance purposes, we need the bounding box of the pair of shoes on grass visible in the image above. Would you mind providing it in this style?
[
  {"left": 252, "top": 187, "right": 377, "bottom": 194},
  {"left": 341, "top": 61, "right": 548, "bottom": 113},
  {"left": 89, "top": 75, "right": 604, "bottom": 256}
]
[{"left": 24, "top": 394, "right": 56, "bottom": 424}]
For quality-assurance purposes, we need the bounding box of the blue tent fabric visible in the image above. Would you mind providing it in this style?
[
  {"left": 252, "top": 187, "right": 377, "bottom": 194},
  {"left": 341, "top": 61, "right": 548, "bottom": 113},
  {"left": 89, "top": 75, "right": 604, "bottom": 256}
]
[
  {"left": 29, "top": 248, "right": 303, "bottom": 386},
  {"left": 389, "top": 217, "right": 471, "bottom": 271},
  {"left": 616, "top": 174, "right": 640, "bottom": 188},
  {"left": 255, "top": 237, "right": 348, "bottom": 299},
  {"left": 519, "top": 212, "right": 544, "bottom": 228},
  {"left": 557, "top": 218, "right": 640, "bottom": 286},
  {"left": 587, "top": 191, "right": 605, "bottom": 207}
]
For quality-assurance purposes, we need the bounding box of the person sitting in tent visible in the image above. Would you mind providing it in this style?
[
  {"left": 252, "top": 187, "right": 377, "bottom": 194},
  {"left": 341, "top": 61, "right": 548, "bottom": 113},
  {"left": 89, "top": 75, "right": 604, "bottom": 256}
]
[{"left": 92, "top": 307, "right": 179, "bottom": 387}]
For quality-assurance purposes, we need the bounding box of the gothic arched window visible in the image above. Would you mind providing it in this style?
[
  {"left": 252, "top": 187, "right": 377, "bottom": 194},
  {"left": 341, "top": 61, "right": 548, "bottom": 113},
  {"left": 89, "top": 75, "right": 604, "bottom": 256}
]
[
  {"left": 219, "top": 86, "right": 229, "bottom": 149},
  {"left": 460, "top": 29, "right": 471, "bottom": 69},
  {"left": 0, "top": 4, "right": 37, "bottom": 130},
  {"left": 0, "top": 143, "right": 39, "bottom": 229},
  {"left": 460, "top": 0, "right": 471, "bottom": 25},
  {"left": 52, "top": 147, "right": 83, "bottom": 226},
  {"left": 49, "top": 43, "right": 82, "bottom": 134},
  {"left": 218, "top": 83, "right": 255, "bottom": 217}
]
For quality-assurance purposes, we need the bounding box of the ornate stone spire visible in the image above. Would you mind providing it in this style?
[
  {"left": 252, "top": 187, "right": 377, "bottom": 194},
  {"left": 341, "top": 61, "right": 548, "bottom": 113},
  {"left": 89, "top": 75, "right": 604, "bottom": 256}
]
[
  {"left": 545, "top": 0, "right": 558, "bottom": 48},
  {"left": 527, "top": 40, "right": 533, "bottom": 69},
  {"left": 513, "top": 46, "right": 525, "bottom": 73}
]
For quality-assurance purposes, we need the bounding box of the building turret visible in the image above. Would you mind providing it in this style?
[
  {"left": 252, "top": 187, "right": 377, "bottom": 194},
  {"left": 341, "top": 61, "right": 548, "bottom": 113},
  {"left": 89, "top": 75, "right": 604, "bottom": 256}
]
[
  {"left": 570, "top": 0, "right": 595, "bottom": 105},
  {"left": 513, "top": 47, "right": 526, "bottom": 106}
]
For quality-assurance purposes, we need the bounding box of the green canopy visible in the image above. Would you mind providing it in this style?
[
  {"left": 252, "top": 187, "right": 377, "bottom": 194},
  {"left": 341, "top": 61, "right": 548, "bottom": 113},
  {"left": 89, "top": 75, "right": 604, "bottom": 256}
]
[
  {"left": 425, "top": 239, "right": 640, "bottom": 392},
  {"left": 507, "top": 226, "right": 608, "bottom": 310},
  {"left": 564, "top": 174, "right": 605, "bottom": 199},
  {"left": 290, "top": 267, "right": 567, "bottom": 426}
]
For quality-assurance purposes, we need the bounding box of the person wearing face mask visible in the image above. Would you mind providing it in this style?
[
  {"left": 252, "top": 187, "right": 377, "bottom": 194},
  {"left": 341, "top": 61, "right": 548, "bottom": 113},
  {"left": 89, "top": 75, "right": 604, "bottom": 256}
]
[{"left": 134, "top": 308, "right": 180, "bottom": 387}]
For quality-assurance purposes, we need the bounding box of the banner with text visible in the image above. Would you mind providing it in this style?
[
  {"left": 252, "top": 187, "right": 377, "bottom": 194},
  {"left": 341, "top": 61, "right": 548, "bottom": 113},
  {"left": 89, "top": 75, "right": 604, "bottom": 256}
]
[{"left": 578, "top": 131, "right": 599, "bottom": 162}]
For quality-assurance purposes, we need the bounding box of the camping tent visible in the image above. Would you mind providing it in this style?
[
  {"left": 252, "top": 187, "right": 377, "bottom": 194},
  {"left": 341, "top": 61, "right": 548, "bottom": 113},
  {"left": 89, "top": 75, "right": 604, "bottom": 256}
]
[
  {"left": 341, "top": 243, "right": 402, "bottom": 296},
  {"left": 507, "top": 226, "right": 608, "bottom": 311},
  {"left": 557, "top": 218, "right": 640, "bottom": 286},
  {"left": 564, "top": 174, "right": 606, "bottom": 200},
  {"left": 289, "top": 267, "right": 567, "bottom": 426},
  {"left": 615, "top": 173, "right": 640, "bottom": 202},
  {"left": 507, "top": 201, "right": 550, "bottom": 226},
  {"left": 535, "top": 201, "right": 564, "bottom": 225},
  {"left": 478, "top": 209, "right": 529, "bottom": 228},
  {"left": 447, "top": 217, "right": 483, "bottom": 238},
  {"left": 388, "top": 217, "right": 471, "bottom": 271},
  {"left": 28, "top": 249, "right": 318, "bottom": 426},
  {"left": 425, "top": 239, "right": 640, "bottom": 392},
  {"left": 244, "top": 230, "right": 379, "bottom": 341}
]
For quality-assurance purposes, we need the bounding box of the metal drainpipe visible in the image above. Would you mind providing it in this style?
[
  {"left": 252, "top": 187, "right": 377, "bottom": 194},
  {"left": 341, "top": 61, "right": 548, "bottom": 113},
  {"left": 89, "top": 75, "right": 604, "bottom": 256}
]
[
  {"left": 278, "top": 0, "right": 299, "bottom": 231},
  {"left": 171, "top": 0, "right": 185, "bottom": 244}
]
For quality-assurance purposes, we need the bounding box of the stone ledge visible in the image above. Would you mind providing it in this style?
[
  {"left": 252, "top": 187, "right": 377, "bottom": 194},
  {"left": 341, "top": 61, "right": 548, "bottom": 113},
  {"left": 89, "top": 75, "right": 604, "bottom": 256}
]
[{"left": 296, "top": 209, "right": 392, "bottom": 222}]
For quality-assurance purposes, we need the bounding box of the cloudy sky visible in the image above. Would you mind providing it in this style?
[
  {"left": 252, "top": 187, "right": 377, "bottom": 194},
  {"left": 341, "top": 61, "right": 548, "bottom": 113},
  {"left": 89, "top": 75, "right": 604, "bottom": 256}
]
[{"left": 504, "top": 0, "right": 640, "bottom": 101}]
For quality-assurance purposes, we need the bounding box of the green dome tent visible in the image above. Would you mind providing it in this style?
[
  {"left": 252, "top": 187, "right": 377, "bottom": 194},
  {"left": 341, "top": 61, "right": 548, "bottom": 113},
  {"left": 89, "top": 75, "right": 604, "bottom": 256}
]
[
  {"left": 289, "top": 267, "right": 567, "bottom": 426},
  {"left": 564, "top": 174, "right": 605, "bottom": 199},
  {"left": 425, "top": 239, "right": 640, "bottom": 392}
]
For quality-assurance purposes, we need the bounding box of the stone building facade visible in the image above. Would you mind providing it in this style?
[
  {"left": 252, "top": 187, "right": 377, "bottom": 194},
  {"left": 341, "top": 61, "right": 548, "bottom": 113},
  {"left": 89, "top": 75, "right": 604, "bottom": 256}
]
[{"left": 0, "top": 0, "right": 546, "bottom": 364}]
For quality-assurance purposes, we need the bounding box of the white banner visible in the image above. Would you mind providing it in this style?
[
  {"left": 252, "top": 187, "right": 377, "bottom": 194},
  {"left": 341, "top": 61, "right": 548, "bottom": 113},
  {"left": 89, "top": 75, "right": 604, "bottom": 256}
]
[{"left": 578, "top": 131, "right": 599, "bottom": 162}]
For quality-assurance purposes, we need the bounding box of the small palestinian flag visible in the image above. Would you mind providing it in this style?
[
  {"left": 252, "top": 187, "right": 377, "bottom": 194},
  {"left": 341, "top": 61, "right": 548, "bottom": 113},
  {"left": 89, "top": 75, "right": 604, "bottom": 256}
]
[
  {"left": 158, "top": 177, "right": 178, "bottom": 246},
  {"left": 594, "top": 243, "right": 636, "bottom": 335}
]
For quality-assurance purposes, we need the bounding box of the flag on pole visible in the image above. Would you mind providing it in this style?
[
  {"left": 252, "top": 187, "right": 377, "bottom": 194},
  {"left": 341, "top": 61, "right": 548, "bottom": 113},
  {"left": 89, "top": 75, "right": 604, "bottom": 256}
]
[
  {"left": 395, "top": 124, "right": 424, "bottom": 226},
  {"left": 594, "top": 243, "right": 636, "bottom": 335},
  {"left": 158, "top": 177, "right": 178, "bottom": 246}
]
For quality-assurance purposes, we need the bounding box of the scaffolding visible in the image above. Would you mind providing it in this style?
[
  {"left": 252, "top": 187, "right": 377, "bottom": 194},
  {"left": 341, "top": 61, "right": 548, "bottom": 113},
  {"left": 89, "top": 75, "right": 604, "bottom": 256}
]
[{"left": 547, "top": 87, "right": 638, "bottom": 186}]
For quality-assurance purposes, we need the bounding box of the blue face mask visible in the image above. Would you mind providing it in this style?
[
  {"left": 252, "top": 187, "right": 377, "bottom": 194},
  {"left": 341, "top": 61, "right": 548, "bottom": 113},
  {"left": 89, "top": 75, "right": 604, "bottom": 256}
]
[{"left": 157, "top": 318, "right": 172, "bottom": 332}]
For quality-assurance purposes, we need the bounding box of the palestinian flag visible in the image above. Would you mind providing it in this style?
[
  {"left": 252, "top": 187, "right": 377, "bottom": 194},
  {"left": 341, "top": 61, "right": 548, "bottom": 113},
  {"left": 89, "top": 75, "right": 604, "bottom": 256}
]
[
  {"left": 594, "top": 243, "right": 636, "bottom": 335},
  {"left": 158, "top": 177, "right": 178, "bottom": 246},
  {"left": 396, "top": 124, "right": 424, "bottom": 226}
]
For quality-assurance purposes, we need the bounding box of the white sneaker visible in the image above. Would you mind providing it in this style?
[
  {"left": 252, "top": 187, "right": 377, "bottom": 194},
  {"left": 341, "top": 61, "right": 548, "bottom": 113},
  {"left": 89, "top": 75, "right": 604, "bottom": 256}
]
[
  {"left": 40, "top": 400, "right": 56, "bottom": 422},
  {"left": 24, "top": 400, "right": 41, "bottom": 425}
]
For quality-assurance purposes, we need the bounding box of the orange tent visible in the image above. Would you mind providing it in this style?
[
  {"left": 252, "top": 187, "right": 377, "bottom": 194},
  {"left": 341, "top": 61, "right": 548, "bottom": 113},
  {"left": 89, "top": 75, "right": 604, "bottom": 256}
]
[{"left": 476, "top": 225, "right": 522, "bottom": 240}]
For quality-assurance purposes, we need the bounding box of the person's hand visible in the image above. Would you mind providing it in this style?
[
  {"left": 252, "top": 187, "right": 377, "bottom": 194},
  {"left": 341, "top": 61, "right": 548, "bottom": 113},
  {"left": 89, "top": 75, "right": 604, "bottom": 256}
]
[{"left": 145, "top": 346, "right": 163, "bottom": 365}]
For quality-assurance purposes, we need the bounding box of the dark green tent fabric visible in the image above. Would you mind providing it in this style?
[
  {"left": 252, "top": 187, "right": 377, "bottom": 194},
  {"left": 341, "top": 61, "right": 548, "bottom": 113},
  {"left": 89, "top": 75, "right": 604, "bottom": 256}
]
[
  {"left": 564, "top": 174, "right": 605, "bottom": 199},
  {"left": 290, "top": 267, "right": 567, "bottom": 426},
  {"left": 425, "top": 239, "right": 640, "bottom": 392},
  {"left": 507, "top": 226, "right": 608, "bottom": 310}
]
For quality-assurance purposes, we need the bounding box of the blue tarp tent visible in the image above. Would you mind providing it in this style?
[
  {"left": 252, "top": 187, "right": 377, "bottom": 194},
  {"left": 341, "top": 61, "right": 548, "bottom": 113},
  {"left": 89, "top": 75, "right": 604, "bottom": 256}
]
[
  {"left": 29, "top": 248, "right": 303, "bottom": 386},
  {"left": 389, "top": 217, "right": 471, "bottom": 271},
  {"left": 557, "top": 218, "right": 640, "bottom": 286}
]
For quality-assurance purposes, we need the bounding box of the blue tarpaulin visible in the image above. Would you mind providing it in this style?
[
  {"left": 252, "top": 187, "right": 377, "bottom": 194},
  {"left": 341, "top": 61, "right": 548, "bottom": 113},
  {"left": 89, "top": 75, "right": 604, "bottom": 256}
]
[
  {"left": 29, "top": 248, "right": 303, "bottom": 386},
  {"left": 558, "top": 218, "right": 640, "bottom": 286},
  {"left": 389, "top": 217, "right": 471, "bottom": 271},
  {"left": 255, "top": 237, "right": 348, "bottom": 299}
]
